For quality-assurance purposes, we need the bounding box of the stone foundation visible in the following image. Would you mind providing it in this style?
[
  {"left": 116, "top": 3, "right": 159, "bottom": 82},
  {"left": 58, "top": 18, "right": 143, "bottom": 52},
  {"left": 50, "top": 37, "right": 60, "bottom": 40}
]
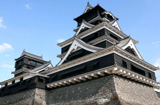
[
  {"left": 0, "top": 88, "right": 46, "bottom": 105},
  {"left": 0, "top": 75, "right": 160, "bottom": 105}
]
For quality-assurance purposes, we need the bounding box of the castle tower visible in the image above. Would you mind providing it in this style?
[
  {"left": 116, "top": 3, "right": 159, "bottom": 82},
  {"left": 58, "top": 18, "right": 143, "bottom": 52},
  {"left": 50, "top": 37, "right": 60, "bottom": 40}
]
[
  {"left": 13, "top": 50, "right": 48, "bottom": 77},
  {"left": 0, "top": 2, "right": 160, "bottom": 105}
]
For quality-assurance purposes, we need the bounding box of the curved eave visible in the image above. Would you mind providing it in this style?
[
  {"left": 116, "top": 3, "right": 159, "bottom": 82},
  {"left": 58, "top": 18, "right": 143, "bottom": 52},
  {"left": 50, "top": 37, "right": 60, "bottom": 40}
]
[{"left": 57, "top": 38, "right": 103, "bottom": 66}]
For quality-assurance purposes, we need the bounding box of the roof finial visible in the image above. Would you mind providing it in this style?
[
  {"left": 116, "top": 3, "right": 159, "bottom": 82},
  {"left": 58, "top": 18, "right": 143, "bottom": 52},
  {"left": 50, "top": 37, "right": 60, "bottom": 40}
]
[
  {"left": 87, "top": 1, "right": 90, "bottom": 5},
  {"left": 87, "top": 1, "right": 93, "bottom": 8},
  {"left": 21, "top": 49, "right": 26, "bottom": 56}
]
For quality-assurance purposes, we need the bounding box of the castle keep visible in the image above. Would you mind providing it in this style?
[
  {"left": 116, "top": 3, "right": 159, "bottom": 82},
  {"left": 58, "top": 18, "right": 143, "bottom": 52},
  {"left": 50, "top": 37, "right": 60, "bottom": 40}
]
[{"left": 0, "top": 3, "right": 160, "bottom": 105}]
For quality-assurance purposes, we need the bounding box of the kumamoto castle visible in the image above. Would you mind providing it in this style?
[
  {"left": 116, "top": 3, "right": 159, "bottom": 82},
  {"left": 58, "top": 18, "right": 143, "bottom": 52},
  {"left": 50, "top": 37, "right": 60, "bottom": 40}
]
[{"left": 0, "top": 3, "right": 160, "bottom": 105}]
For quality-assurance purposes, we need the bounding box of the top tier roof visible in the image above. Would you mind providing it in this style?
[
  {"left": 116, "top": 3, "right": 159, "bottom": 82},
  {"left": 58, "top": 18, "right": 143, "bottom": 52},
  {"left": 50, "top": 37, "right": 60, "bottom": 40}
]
[
  {"left": 74, "top": 4, "right": 105, "bottom": 22},
  {"left": 15, "top": 50, "right": 43, "bottom": 61},
  {"left": 74, "top": 3, "right": 118, "bottom": 22}
]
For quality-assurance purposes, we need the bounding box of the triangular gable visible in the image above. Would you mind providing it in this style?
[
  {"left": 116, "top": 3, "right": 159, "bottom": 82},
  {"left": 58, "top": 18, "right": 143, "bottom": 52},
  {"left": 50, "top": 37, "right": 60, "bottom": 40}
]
[
  {"left": 112, "top": 21, "right": 121, "bottom": 31},
  {"left": 118, "top": 38, "right": 143, "bottom": 59},
  {"left": 83, "top": 2, "right": 93, "bottom": 13},
  {"left": 75, "top": 20, "right": 95, "bottom": 36},
  {"left": 57, "top": 38, "right": 103, "bottom": 66}
]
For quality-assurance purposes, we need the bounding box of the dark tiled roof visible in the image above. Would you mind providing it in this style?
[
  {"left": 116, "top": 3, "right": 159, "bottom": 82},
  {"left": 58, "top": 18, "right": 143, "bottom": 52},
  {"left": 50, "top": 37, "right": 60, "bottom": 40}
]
[{"left": 21, "top": 50, "right": 43, "bottom": 60}]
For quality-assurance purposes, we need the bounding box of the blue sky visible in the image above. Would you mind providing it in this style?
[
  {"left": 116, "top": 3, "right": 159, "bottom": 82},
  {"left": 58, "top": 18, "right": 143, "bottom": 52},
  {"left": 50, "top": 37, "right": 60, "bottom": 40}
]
[{"left": 0, "top": 0, "right": 160, "bottom": 85}]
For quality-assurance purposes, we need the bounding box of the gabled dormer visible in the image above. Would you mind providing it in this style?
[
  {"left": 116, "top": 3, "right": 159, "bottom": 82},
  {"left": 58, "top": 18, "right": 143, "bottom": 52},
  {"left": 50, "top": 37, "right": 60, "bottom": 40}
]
[{"left": 117, "top": 37, "right": 143, "bottom": 59}]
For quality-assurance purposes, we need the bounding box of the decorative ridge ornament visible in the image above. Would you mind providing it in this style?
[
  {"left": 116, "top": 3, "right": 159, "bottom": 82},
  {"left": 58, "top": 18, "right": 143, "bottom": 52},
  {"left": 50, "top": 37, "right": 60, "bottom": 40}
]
[{"left": 83, "top": 2, "right": 93, "bottom": 13}]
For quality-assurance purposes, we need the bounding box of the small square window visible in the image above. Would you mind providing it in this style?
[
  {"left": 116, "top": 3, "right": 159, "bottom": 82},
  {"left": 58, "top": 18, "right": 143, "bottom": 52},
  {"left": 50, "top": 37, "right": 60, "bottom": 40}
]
[
  {"left": 148, "top": 72, "right": 152, "bottom": 79},
  {"left": 122, "top": 60, "right": 127, "bottom": 69}
]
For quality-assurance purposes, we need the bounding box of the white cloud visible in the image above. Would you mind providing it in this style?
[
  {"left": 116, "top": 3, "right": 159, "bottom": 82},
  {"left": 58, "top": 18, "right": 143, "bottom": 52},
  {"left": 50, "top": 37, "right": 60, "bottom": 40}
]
[
  {"left": 5, "top": 54, "right": 10, "bottom": 57},
  {"left": 0, "top": 43, "right": 13, "bottom": 53},
  {"left": 1, "top": 64, "right": 14, "bottom": 69},
  {"left": 152, "top": 41, "right": 160, "bottom": 45},
  {"left": 57, "top": 39, "right": 65, "bottom": 43},
  {"left": 0, "top": 17, "right": 6, "bottom": 29},
  {"left": 25, "top": 4, "right": 32, "bottom": 10}
]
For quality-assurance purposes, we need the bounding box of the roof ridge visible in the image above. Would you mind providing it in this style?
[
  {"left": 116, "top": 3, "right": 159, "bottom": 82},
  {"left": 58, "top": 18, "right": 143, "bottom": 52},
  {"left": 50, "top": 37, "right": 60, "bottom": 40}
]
[{"left": 21, "top": 50, "right": 43, "bottom": 60}]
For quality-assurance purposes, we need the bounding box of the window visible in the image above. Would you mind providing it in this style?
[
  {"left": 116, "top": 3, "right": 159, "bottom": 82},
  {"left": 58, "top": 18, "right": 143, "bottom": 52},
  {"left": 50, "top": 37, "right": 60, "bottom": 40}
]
[
  {"left": 18, "top": 59, "right": 23, "bottom": 66},
  {"left": 110, "top": 34, "right": 118, "bottom": 40},
  {"left": 148, "top": 72, "right": 152, "bottom": 79},
  {"left": 52, "top": 75, "right": 57, "bottom": 82},
  {"left": 61, "top": 65, "right": 86, "bottom": 79},
  {"left": 37, "top": 62, "right": 42, "bottom": 66},
  {"left": 38, "top": 77, "right": 44, "bottom": 83},
  {"left": 122, "top": 60, "right": 127, "bottom": 69},
  {"left": 92, "top": 61, "right": 99, "bottom": 69},
  {"left": 131, "top": 65, "right": 145, "bottom": 76},
  {"left": 87, "top": 33, "right": 99, "bottom": 42},
  {"left": 30, "top": 60, "right": 36, "bottom": 65},
  {"left": 69, "top": 50, "right": 84, "bottom": 61}
]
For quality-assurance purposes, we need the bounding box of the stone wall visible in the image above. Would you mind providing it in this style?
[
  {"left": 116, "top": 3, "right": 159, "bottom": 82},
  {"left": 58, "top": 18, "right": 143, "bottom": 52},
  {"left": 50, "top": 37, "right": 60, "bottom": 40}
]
[
  {"left": 0, "top": 75, "right": 160, "bottom": 105},
  {"left": 46, "top": 75, "right": 121, "bottom": 105},
  {"left": 46, "top": 75, "right": 160, "bottom": 105},
  {"left": 114, "top": 76, "right": 160, "bottom": 105},
  {"left": 0, "top": 88, "right": 46, "bottom": 105}
]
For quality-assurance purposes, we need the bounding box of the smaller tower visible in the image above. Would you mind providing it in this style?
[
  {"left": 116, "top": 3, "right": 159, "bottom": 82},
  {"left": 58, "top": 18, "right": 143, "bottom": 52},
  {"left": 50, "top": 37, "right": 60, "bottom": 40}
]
[{"left": 13, "top": 50, "right": 48, "bottom": 77}]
